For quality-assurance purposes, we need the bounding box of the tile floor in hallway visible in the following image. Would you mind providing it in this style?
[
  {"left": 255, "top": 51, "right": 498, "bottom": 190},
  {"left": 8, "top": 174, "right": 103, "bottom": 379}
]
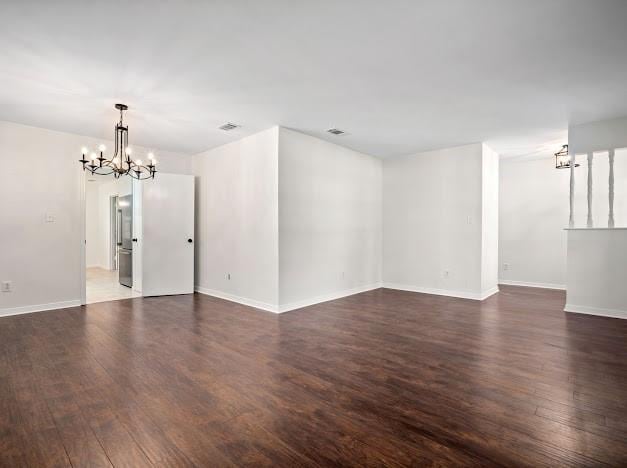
[{"left": 86, "top": 267, "right": 141, "bottom": 304}]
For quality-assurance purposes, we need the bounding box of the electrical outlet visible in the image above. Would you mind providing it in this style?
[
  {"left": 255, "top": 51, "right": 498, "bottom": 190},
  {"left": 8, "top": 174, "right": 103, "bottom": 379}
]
[
  {"left": 1, "top": 281, "right": 11, "bottom": 292},
  {"left": 503, "top": 263, "right": 510, "bottom": 271},
  {"left": 45, "top": 213, "right": 55, "bottom": 223},
  {"left": 227, "top": 273, "right": 231, "bottom": 280}
]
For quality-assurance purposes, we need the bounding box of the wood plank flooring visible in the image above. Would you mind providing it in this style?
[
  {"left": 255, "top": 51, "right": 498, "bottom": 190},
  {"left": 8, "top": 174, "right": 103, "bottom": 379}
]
[{"left": 1, "top": 285, "right": 627, "bottom": 466}]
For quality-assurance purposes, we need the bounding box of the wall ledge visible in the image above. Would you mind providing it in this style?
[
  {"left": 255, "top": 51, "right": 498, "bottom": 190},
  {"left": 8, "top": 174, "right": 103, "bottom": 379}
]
[
  {"left": 0, "top": 300, "right": 82, "bottom": 318},
  {"left": 564, "top": 304, "right": 627, "bottom": 320},
  {"left": 382, "top": 283, "right": 498, "bottom": 301},
  {"left": 564, "top": 227, "right": 627, "bottom": 231}
]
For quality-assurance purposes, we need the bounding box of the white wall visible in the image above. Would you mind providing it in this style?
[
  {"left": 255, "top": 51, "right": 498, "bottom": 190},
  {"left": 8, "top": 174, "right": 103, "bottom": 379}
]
[
  {"left": 278, "top": 128, "right": 382, "bottom": 309},
  {"left": 192, "top": 127, "right": 280, "bottom": 310},
  {"left": 499, "top": 157, "right": 569, "bottom": 288},
  {"left": 481, "top": 144, "right": 499, "bottom": 294},
  {"left": 85, "top": 180, "right": 101, "bottom": 267},
  {"left": 0, "top": 120, "right": 192, "bottom": 315},
  {"left": 383, "top": 143, "right": 498, "bottom": 299},
  {"left": 569, "top": 116, "right": 627, "bottom": 157},
  {"left": 565, "top": 229, "right": 627, "bottom": 318}
]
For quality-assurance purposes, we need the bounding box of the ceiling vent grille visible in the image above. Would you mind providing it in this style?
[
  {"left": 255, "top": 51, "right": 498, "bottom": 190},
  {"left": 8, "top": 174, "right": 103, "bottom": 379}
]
[
  {"left": 326, "top": 128, "right": 345, "bottom": 135},
  {"left": 218, "top": 122, "right": 240, "bottom": 131}
]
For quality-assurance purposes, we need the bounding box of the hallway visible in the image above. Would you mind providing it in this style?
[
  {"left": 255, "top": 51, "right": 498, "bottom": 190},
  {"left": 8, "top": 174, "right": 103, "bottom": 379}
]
[{"left": 86, "top": 267, "right": 140, "bottom": 304}]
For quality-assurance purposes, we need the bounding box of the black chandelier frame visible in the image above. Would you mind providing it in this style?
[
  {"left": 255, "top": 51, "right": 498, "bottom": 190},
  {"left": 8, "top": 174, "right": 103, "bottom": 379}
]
[{"left": 79, "top": 104, "right": 157, "bottom": 180}]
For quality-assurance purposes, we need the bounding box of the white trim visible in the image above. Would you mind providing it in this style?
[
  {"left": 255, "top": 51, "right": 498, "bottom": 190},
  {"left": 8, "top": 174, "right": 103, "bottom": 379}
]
[
  {"left": 0, "top": 300, "right": 82, "bottom": 318},
  {"left": 564, "top": 227, "right": 627, "bottom": 230},
  {"left": 382, "top": 282, "right": 498, "bottom": 301},
  {"left": 195, "top": 287, "right": 280, "bottom": 313},
  {"left": 498, "top": 279, "right": 566, "bottom": 290},
  {"left": 195, "top": 283, "right": 383, "bottom": 314},
  {"left": 79, "top": 165, "right": 87, "bottom": 306},
  {"left": 480, "top": 286, "right": 500, "bottom": 300},
  {"left": 278, "top": 283, "right": 382, "bottom": 313},
  {"left": 564, "top": 304, "right": 627, "bottom": 320}
]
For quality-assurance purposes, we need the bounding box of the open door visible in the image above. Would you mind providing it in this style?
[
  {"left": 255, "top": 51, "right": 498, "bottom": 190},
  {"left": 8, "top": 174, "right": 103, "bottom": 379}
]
[
  {"left": 132, "top": 180, "right": 143, "bottom": 294},
  {"left": 140, "top": 173, "right": 195, "bottom": 297}
]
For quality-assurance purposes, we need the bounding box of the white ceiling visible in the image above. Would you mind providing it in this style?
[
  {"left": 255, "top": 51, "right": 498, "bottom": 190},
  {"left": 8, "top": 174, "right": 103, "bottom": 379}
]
[{"left": 1, "top": 1, "right": 626, "bottom": 158}]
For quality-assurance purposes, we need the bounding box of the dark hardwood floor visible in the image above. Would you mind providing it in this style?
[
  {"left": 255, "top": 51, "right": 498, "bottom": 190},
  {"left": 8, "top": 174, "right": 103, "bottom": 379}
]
[{"left": 1, "top": 286, "right": 627, "bottom": 467}]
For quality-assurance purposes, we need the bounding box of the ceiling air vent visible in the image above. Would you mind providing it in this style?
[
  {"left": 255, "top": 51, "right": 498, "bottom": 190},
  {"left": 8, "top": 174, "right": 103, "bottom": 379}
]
[
  {"left": 327, "top": 128, "right": 345, "bottom": 135},
  {"left": 218, "top": 122, "right": 240, "bottom": 131}
]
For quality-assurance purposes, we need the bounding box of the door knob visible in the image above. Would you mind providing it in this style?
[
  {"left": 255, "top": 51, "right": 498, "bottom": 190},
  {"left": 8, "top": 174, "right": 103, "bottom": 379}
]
[
  {"left": 132, "top": 238, "right": 138, "bottom": 242},
  {"left": 188, "top": 238, "right": 193, "bottom": 243}
]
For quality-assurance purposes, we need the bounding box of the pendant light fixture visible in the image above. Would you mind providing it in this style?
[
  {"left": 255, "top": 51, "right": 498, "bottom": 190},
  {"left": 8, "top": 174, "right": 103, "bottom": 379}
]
[
  {"left": 78, "top": 104, "right": 157, "bottom": 179},
  {"left": 554, "top": 144, "right": 579, "bottom": 169}
]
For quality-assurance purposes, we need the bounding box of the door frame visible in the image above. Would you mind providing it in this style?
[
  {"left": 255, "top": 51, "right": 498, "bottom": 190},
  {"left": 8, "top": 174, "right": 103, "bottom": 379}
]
[
  {"left": 79, "top": 171, "right": 143, "bottom": 305},
  {"left": 79, "top": 167, "right": 87, "bottom": 306},
  {"left": 109, "top": 195, "right": 119, "bottom": 271}
]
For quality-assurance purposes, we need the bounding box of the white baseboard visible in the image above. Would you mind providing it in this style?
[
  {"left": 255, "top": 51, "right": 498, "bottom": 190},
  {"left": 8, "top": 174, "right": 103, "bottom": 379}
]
[
  {"left": 382, "top": 282, "right": 498, "bottom": 301},
  {"left": 278, "top": 283, "right": 382, "bottom": 313},
  {"left": 194, "top": 286, "right": 280, "bottom": 313},
  {"left": 195, "top": 283, "right": 383, "bottom": 314},
  {"left": 0, "top": 299, "right": 82, "bottom": 318},
  {"left": 499, "top": 279, "right": 566, "bottom": 290},
  {"left": 564, "top": 304, "right": 627, "bottom": 320},
  {"left": 480, "top": 286, "right": 500, "bottom": 300}
]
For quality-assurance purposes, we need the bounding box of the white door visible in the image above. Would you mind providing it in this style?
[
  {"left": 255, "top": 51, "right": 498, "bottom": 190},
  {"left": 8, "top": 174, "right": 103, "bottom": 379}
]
[
  {"left": 141, "top": 173, "right": 195, "bottom": 296},
  {"left": 132, "top": 179, "right": 143, "bottom": 293}
]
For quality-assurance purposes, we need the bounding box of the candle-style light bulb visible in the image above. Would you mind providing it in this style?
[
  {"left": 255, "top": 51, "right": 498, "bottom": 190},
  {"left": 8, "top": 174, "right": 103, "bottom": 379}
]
[
  {"left": 90, "top": 153, "right": 97, "bottom": 161},
  {"left": 135, "top": 159, "right": 142, "bottom": 166},
  {"left": 148, "top": 152, "right": 154, "bottom": 160},
  {"left": 81, "top": 147, "right": 88, "bottom": 155},
  {"left": 98, "top": 144, "right": 106, "bottom": 152},
  {"left": 125, "top": 147, "right": 132, "bottom": 155}
]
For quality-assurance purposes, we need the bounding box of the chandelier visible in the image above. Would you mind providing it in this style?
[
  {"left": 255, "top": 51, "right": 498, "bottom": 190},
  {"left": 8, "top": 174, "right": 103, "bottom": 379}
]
[
  {"left": 554, "top": 144, "right": 579, "bottom": 170},
  {"left": 79, "top": 104, "right": 157, "bottom": 179}
]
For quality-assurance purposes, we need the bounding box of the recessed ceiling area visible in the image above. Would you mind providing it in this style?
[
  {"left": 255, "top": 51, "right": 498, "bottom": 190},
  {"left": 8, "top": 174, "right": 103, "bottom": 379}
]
[{"left": 1, "top": 0, "right": 626, "bottom": 158}]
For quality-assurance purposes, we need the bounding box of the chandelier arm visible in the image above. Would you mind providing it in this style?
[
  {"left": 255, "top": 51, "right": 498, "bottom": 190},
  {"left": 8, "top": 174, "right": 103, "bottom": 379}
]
[
  {"left": 126, "top": 163, "right": 155, "bottom": 180},
  {"left": 114, "top": 123, "right": 118, "bottom": 159},
  {"left": 91, "top": 165, "right": 116, "bottom": 176},
  {"left": 124, "top": 127, "right": 129, "bottom": 166}
]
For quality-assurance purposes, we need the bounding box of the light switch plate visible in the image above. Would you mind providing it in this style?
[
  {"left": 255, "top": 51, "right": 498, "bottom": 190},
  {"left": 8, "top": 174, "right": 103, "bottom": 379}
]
[{"left": 1, "top": 281, "right": 11, "bottom": 292}]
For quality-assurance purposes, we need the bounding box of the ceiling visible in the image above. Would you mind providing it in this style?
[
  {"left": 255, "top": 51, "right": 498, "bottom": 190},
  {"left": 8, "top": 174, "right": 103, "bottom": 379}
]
[{"left": 1, "top": 0, "right": 626, "bottom": 158}]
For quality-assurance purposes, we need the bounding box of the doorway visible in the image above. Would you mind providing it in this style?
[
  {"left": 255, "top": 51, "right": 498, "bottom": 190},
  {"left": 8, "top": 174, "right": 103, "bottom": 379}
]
[
  {"left": 84, "top": 173, "right": 141, "bottom": 304},
  {"left": 81, "top": 171, "right": 195, "bottom": 305}
]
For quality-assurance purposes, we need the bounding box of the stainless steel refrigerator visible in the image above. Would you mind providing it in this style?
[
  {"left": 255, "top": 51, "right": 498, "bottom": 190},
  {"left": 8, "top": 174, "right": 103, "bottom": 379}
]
[{"left": 117, "top": 194, "right": 133, "bottom": 288}]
